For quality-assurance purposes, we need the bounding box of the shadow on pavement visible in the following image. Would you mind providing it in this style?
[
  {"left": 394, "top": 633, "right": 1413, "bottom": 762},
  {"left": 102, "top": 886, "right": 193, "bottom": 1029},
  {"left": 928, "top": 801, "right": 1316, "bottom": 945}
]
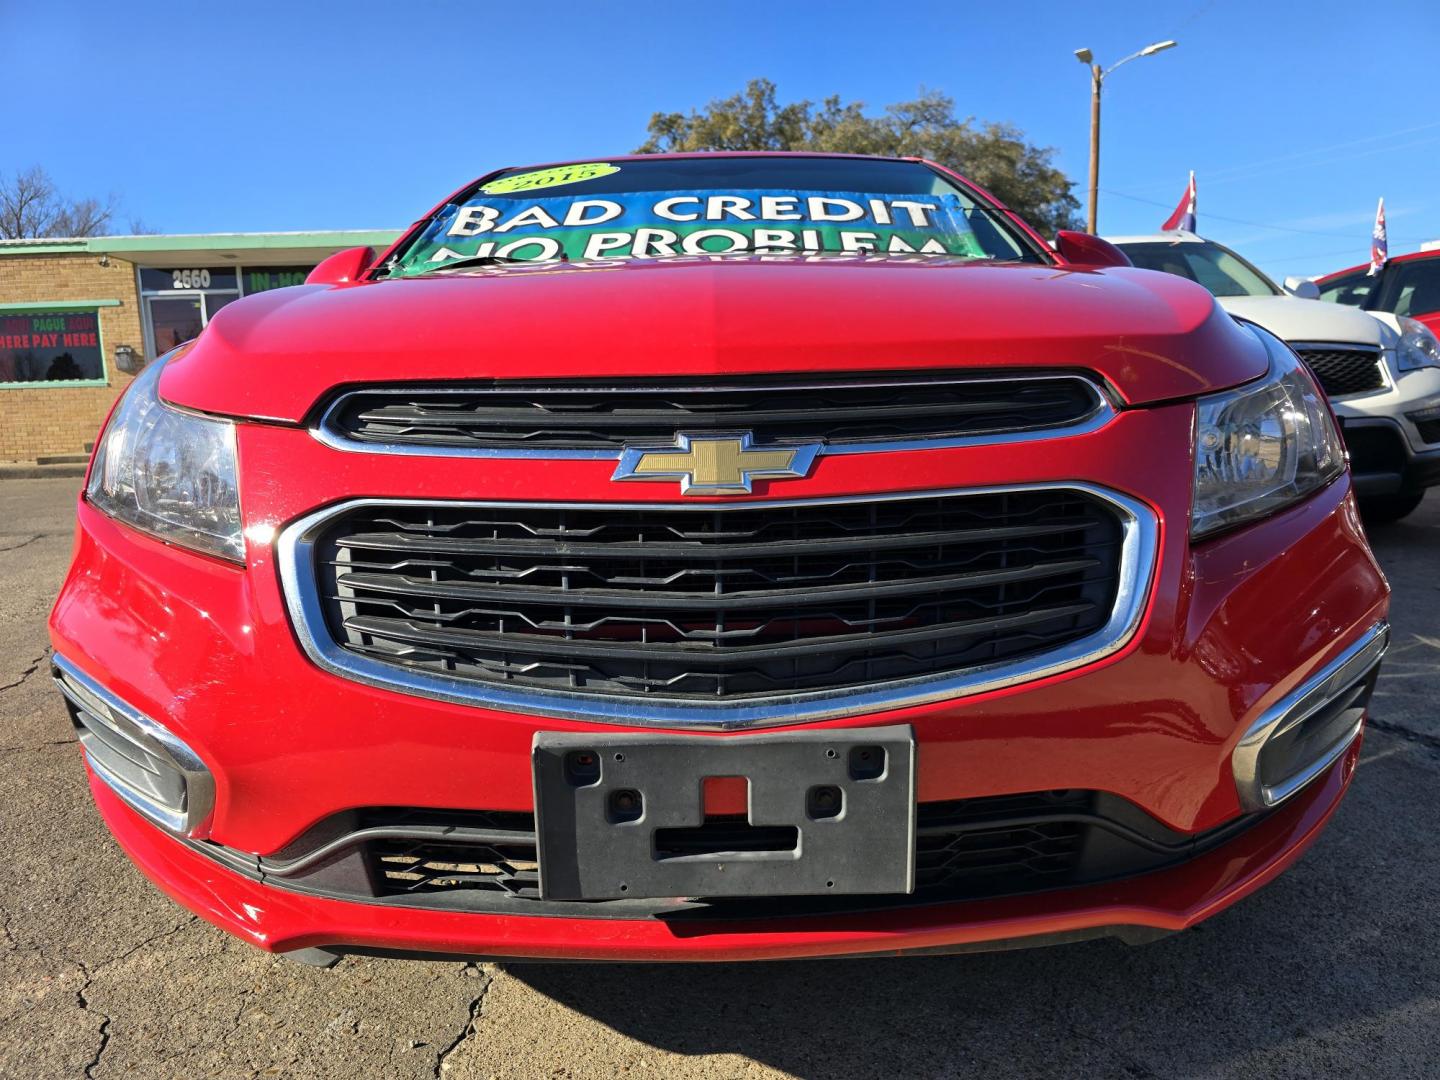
[{"left": 504, "top": 741, "right": 1440, "bottom": 1078}]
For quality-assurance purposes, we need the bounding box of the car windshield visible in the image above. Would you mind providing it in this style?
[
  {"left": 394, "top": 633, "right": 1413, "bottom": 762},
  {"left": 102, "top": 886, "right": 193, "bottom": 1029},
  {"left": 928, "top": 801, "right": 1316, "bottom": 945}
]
[
  {"left": 1316, "top": 269, "right": 1377, "bottom": 308},
  {"left": 383, "top": 157, "right": 1044, "bottom": 275},
  {"left": 1117, "top": 240, "right": 1280, "bottom": 298}
]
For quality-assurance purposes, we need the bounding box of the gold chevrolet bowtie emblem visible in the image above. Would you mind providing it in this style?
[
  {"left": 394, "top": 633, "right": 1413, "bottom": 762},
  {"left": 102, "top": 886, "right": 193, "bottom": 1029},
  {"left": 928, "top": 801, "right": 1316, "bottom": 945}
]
[{"left": 612, "top": 432, "right": 822, "bottom": 495}]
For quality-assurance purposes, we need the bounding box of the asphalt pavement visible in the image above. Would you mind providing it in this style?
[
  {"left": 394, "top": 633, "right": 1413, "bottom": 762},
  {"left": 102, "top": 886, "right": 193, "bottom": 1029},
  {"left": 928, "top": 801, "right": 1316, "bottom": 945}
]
[{"left": 2, "top": 476, "right": 1437, "bottom": 1079}]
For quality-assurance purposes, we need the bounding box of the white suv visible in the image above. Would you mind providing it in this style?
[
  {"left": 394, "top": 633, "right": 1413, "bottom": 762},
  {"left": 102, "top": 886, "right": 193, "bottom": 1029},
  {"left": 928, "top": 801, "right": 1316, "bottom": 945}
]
[{"left": 1108, "top": 231, "right": 1440, "bottom": 522}]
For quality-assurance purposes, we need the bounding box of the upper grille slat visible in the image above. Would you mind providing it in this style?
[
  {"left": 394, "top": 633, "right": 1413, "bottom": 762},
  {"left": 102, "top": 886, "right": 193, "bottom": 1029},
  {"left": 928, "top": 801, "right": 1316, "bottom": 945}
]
[
  {"left": 331, "top": 557, "right": 1103, "bottom": 612},
  {"left": 355, "top": 395, "right": 1071, "bottom": 430},
  {"left": 322, "top": 373, "right": 1107, "bottom": 453},
  {"left": 329, "top": 520, "right": 1108, "bottom": 561},
  {"left": 342, "top": 601, "right": 1101, "bottom": 665},
  {"left": 305, "top": 490, "right": 1129, "bottom": 705}
]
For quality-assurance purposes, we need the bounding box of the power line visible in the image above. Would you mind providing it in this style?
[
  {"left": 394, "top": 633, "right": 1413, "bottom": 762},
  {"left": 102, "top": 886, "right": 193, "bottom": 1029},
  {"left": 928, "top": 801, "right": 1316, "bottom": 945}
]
[
  {"left": 1200, "top": 122, "right": 1440, "bottom": 184},
  {"left": 1124, "top": 120, "right": 1440, "bottom": 193},
  {"left": 1098, "top": 188, "right": 1426, "bottom": 244},
  {"left": 1263, "top": 245, "right": 1375, "bottom": 265},
  {"left": 1202, "top": 134, "right": 1440, "bottom": 190},
  {"left": 1176, "top": 0, "right": 1223, "bottom": 26}
]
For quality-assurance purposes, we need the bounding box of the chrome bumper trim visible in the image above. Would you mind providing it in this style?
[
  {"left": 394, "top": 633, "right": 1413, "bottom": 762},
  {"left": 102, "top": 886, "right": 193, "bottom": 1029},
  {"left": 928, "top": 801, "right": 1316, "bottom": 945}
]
[
  {"left": 1232, "top": 621, "right": 1389, "bottom": 812},
  {"left": 52, "top": 654, "right": 215, "bottom": 836}
]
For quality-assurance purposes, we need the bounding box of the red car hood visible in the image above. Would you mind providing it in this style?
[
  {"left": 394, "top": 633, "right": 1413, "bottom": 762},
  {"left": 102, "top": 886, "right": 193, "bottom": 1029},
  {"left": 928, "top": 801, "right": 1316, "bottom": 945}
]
[{"left": 159, "top": 257, "right": 1267, "bottom": 422}]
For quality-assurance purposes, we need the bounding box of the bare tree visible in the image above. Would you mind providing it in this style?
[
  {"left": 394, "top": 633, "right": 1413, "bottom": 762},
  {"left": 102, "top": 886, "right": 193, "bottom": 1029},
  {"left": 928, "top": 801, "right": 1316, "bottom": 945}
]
[
  {"left": 0, "top": 165, "right": 120, "bottom": 239},
  {"left": 0, "top": 166, "right": 59, "bottom": 238}
]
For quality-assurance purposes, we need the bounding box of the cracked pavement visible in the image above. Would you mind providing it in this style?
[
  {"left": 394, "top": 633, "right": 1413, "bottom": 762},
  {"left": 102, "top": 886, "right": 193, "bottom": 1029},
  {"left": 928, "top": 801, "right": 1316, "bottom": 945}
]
[{"left": 1, "top": 477, "right": 1438, "bottom": 1079}]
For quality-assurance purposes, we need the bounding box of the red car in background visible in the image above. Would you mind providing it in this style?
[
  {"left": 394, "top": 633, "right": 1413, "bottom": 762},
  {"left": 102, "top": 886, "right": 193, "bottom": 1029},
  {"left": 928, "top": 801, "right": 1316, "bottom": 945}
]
[
  {"left": 50, "top": 154, "right": 1389, "bottom": 964},
  {"left": 1318, "top": 249, "right": 1440, "bottom": 336}
]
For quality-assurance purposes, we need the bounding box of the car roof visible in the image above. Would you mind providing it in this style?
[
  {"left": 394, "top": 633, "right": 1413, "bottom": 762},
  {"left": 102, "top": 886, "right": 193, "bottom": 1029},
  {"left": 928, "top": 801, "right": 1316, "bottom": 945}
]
[
  {"left": 446, "top": 152, "right": 934, "bottom": 207},
  {"left": 494, "top": 151, "right": 921, "bottom": 171},
  {"left": 1103, "top": 230, "right": 1208, "bottom": 245},
  {"left": 1318, "top": 248, "right": 1440, "bottom": 283}
]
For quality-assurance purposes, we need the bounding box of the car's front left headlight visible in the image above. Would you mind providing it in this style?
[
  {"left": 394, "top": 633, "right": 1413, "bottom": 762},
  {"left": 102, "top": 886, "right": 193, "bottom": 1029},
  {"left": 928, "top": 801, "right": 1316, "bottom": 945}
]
[
  {"left": 87, "top": 354, "right": 244, "bottom": 563},
  {"left": 1191, "top": 326, "right": 1346, "bottom": 539},
  {"left": 1396, "top": 315, "right": 1440, "bottom": 373}
]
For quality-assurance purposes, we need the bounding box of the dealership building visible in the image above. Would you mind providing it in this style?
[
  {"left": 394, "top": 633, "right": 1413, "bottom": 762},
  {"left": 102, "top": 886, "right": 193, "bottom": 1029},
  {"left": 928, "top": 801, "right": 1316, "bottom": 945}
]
[{"left": 0, "top": 230, "right": 399, "bottom": 463}]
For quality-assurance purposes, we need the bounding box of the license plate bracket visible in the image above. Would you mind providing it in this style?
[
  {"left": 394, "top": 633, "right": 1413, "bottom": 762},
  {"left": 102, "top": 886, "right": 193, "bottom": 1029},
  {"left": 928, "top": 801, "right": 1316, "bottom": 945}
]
[{"left": 533, "top": 725, "right": 915, "bottom": 901}]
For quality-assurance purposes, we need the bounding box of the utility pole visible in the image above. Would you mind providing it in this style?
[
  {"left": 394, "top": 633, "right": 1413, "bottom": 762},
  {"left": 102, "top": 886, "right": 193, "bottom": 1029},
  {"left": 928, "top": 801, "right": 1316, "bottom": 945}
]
[
  {"left": 1073, "top": 41, "right": 1178, "bottom": 234},
  {"left": 1087, "top": 62, "right": 1101, "bottom": 234}
]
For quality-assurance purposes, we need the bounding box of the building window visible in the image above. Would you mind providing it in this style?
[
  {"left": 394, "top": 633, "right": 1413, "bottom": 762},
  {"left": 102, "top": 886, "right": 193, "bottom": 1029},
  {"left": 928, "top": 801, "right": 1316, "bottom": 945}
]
[
  {"left": 243, "top": 266, "right": 313, "bottom": 294},
  {"left": 138, "top": 267, "right": 241, "bottom": 360},
  {"left": 137, "top": 264, "right": 318, "bottom": 359},
  {"left": 0, "top": 306, "right": 108, "bottom": 388}
]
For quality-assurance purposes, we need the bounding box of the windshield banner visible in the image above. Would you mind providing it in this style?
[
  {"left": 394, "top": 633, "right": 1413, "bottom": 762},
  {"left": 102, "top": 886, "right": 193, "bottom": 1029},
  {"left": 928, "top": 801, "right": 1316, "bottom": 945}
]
[{"left": 396, "top": 190, "right": 986, "bottom": 270}]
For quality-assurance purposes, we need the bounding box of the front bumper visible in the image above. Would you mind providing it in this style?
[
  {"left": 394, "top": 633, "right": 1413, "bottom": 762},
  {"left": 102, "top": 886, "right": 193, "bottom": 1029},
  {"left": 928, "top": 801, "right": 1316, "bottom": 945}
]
[
  {"left": 50, "top": 408, "right": 1390, "bottom": 960},
  {"left": 87, "top": 731, "right": 1359, "bottom": 961},
  {"left": 1341, "top": 416, "right": 1440, "bottom": 496},
  {"left": 1333, "top": 366, "right": 1440, "bottom": 495},
  {"left": 87, "top": 736, "right": 1361, "bottom": 961}
]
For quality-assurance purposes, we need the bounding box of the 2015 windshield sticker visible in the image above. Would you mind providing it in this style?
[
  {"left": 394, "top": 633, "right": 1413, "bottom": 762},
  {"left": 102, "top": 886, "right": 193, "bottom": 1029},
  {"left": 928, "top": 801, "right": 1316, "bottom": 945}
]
[
  {"left": 397, "top": 190, "right": 985, "bottom": 270},
  {"left": 479, "top": 162, "right": 621, "bottom": 194}
]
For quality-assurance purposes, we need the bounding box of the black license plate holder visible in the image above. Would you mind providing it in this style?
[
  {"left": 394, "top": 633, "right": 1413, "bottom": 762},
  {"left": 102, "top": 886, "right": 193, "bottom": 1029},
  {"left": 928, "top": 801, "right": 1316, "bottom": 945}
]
[{"left": 533, "top": 725, "right": 915, "bottom": 901}]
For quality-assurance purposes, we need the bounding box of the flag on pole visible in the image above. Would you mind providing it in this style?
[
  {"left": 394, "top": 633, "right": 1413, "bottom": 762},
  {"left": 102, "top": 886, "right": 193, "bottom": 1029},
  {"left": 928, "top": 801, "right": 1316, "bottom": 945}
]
[
  {"left": 1161, "top": 171, "right": 1197, "bottom": 232},
  {"left": 1368, "top": 197, "right": 1387, "bottom": 276}
]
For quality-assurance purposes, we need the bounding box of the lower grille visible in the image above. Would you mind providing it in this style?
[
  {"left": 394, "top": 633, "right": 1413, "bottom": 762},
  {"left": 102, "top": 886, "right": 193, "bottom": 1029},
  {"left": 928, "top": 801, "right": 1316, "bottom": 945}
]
[
  {"left": 294, "top": 488, "right": 1132, "bottom": 718},
  {"left": 1295, "top": 346, "right": 1385, "bottom": 396},
  {"left": 1344, "top": 424, "right": 1409, "bottom": 474},
  {"left": 376, "top": 840, "right": 540, "bottom": 898},
  {"left": 915, "top": 793, "right": 1086, "bottom": 894},
  {"left": 240, "top": 790, "right": 1260, "bottom": 918},
  {"left": 368, "top": 796, "right": 1088, "bottom": 902}
]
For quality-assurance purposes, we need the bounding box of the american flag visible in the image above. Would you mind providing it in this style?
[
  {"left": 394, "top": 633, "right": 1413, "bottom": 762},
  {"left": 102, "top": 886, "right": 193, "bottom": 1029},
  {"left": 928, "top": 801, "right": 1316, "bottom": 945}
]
[
  {"left": 1368, "top": 198, "right": 1387, "bottom": 276},
  {"left": 1161, "top": 171, "right": 1197, "bottom": 233}
]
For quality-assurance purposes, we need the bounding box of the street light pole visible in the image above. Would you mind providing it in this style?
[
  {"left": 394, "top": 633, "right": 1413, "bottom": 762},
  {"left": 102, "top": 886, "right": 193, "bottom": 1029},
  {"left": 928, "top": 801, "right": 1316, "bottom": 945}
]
[
  {"left": 1087, "top": 62, "right": 1101, "bottom": 234},
  {"left": 1073, "top": 41, "right": 1178, "bottom": 234}
]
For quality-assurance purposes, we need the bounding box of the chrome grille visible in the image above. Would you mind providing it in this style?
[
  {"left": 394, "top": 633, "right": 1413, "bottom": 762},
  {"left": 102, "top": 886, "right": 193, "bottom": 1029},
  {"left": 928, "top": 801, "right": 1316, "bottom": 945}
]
[
  {"left": 317, "top": 373, "right": 1108, "bottom": 454},
  {"left": 1294, "top": 346, "right": 1385, "bottom": 396},
  {"left": 279, "top": 487, "right": 1150, "bottom": 726}
]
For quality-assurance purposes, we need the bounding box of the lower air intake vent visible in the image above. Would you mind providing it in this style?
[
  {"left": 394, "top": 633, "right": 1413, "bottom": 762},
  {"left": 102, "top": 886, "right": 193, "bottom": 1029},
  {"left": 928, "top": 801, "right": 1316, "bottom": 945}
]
[
  {"left": 357, "top": 793, "right": 1093, "bottom": 904},
  {"left": 242, "top": 789, "right": 1254, "bottom": 917}
]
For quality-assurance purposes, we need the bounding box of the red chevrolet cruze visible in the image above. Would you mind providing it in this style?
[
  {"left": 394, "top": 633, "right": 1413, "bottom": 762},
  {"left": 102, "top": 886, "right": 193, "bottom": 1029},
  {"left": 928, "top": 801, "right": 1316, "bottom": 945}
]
[{"left": 51, "top": 154, "right": 1390, "bottom": 964}]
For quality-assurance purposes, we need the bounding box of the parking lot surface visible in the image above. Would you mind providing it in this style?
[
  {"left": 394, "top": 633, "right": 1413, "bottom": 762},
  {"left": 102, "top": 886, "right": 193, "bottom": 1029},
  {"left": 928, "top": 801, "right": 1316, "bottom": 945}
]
[{"left": 2, "top": 477, "right": 1437, "bottom": 1079}]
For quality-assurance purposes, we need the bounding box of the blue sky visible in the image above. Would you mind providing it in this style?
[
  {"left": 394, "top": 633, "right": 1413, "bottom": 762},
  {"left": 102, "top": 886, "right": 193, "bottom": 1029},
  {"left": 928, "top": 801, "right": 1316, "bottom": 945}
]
[{"left": 4, "top": 0, "right": 1437, "bottom": 280}]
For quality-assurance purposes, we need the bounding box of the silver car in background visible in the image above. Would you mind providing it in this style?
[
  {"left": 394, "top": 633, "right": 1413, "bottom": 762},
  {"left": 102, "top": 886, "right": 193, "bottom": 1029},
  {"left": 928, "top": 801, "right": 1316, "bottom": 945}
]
[{"left": 1108, "top": 230, "right": 1440, "bottom": 522}]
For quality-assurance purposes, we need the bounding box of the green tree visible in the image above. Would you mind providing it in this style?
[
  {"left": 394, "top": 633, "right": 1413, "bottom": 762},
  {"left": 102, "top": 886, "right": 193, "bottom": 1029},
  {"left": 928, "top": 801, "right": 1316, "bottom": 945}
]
[{"left": 637, "top": 79, "right": 1080, "bottom": 236}]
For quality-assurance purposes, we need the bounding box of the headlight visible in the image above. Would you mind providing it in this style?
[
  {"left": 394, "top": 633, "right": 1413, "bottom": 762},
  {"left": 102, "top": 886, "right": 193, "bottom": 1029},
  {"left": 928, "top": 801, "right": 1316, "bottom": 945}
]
[
  {"left": 1191, "top": 327, "right": 1345, "bottom": 539},
  {"left": 1396, "top": 315, "right": 1440, "bottom": 372},
  {"left": 87, "top": 355, "right": 244, "bottom": 562}
]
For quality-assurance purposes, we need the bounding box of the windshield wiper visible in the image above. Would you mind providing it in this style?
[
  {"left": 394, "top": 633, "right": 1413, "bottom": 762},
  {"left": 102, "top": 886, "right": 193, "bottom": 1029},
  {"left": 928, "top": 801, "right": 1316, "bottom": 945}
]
[
  {"left": 420, "top": 254, "right": 534, "bottom": 273},
  {"left": 394, "top": 248, "right": 985, "bottom": 277}
]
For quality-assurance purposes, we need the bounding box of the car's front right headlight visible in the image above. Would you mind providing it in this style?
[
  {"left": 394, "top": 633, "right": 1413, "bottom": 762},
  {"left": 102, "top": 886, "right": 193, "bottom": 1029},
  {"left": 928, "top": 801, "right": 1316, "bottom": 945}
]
[
  {"left": 87, "top": 354, "right": 245, "bottom": 563},
  {"left": 1191, "top": 326, "right": 1346, "bottom": 539},
  {"left": 1396, "top": 315, "right": 1440, "bottom": 373}
]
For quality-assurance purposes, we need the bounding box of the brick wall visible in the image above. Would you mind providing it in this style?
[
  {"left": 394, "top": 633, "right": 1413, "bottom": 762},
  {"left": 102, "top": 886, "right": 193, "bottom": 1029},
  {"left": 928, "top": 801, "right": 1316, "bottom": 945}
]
[{"left": 0, "top": 253, "right": 144, "bottom": 462}]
